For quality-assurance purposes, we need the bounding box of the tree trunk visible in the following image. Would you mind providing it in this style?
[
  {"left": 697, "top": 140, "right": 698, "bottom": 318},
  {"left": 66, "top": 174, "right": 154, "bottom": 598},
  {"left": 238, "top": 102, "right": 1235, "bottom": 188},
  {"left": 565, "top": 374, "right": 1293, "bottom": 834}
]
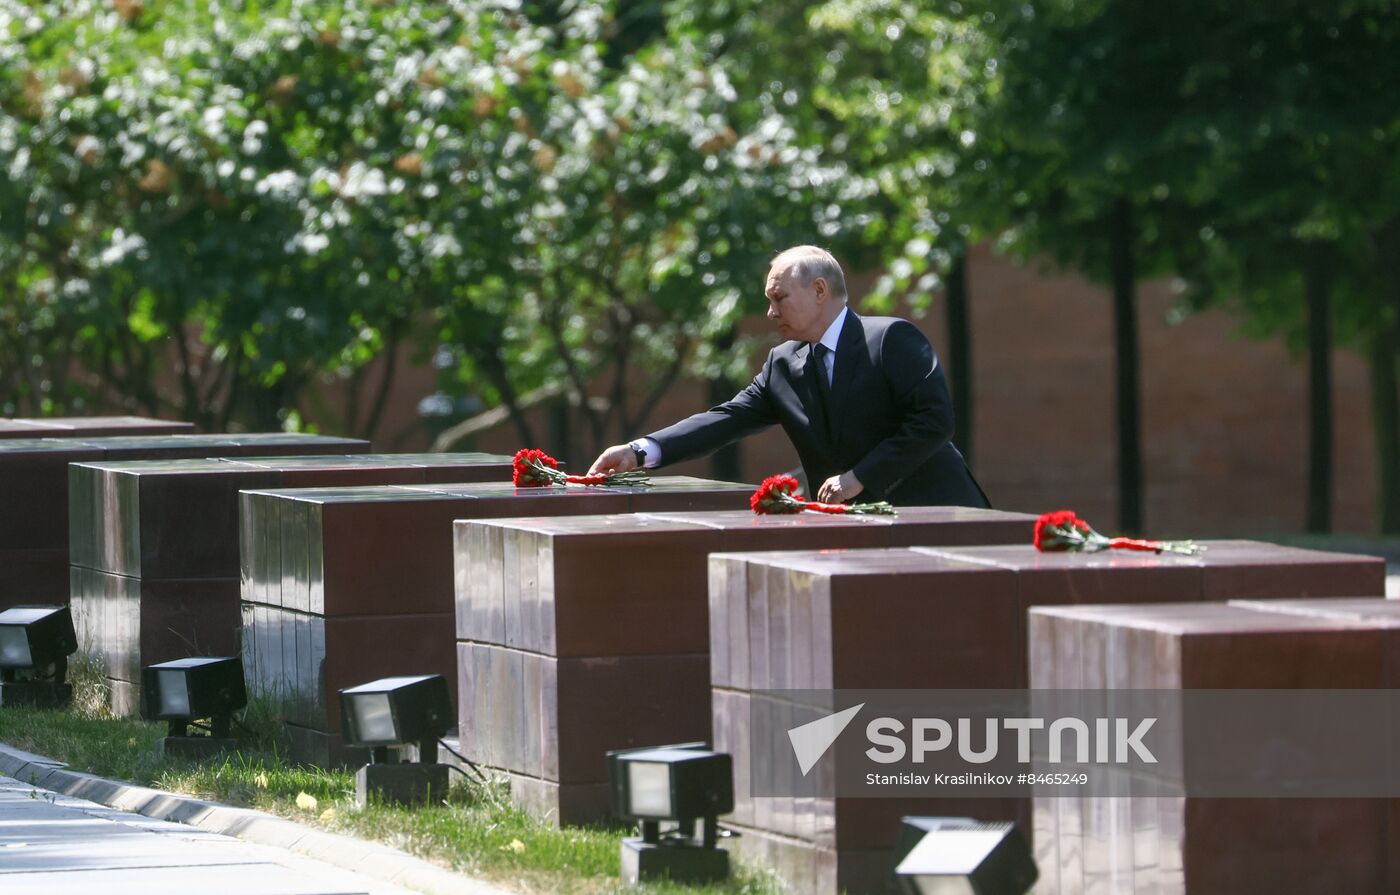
[
  {"left": 1368, "top": 333, "right": 1400, "bottom": 533},
  {"left": 1303, "top": 243, "right": 1333, "bottom": 533},
  {"left": 945, "top": 242, "right": 973, "bottom": 466},
  {"left": 548, "top": 396, "right": 573, "bottom": 465},
  {"left": 1372, "top": 220, "right": 1400, "bottom": 533},
  {"left": 247, "top": 378, "right": 294, "bottom": 432},
  {"left": 360, "top": 322, "right": 404, "bottom": 443},
  {"left": 1110, "top": 196, "right": 1143, "bottom": 534}
]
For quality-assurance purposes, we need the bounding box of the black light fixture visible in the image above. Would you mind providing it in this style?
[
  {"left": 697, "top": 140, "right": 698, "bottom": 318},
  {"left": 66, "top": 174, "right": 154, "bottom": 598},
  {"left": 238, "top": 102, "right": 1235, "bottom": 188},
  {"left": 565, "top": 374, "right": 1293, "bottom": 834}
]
[
  {"left": 893, "top": 817, "right": 1038, "bottom": 895},
  {"left": 141, "top": 656, "right": 247, "bottom": 757},
  {"left": 338, "top": 674, "right": 453, "bottom": 807},
  {"left": 0, "top": 605, "right": 77, "bottom": 708},
  {"left": 607, "top": 743, "right": 733, "bottom": 885}
]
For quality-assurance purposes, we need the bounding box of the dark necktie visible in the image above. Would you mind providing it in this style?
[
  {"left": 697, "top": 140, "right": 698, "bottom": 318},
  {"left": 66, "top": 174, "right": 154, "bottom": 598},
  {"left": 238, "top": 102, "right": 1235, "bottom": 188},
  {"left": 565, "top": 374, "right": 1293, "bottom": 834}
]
[
  {"left": 810, "top": 342, "right": 833, "bottom": 439},
  {"left": 811, "top": 342, "right": 831, "bottom": 391}
]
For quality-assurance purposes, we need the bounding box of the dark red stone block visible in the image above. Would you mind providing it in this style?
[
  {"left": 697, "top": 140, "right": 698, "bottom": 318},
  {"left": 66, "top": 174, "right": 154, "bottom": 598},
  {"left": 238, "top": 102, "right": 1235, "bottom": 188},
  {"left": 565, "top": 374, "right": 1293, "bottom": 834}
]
[
  {"left": 1232, "top": 597, "right": 1400, "bottom": 621},
  {"left": 920, "top": 541, "right": 1385, "bottom": 603},
  {"left": 0, "top": 548, "right": 70, "bottom": 610},
  {"left": 1195, "top": 540, "right": 1387, "bottom": 599},
  {"left": 453, "top": 508, "right": 1036, "bottom": 825},
  {"left": 70, "top": 566, "right": 240, "bottom": 704},
  {"left": 709, "top": 548, "right": 1021, "bottom": 868},
  {"left": 0, "top": 416, "right": 194, "bottom": 439},
  {"left": 553, "top": 653, "right": 712, "bottom": 783},
  {"left": 877, "top": 505, "right": 1036, "bottom": 547},
  {"left": 0, "top": 442, "right": 105, "bottom": 551},
  {"left": 245, "top": 479, "right": 751, "bottom": 621},
  {"left": 240, "top": 478, "right": 753, "bottom": 763},
  {"left": 619, "top": 476, "right": 753, "bottom": 512},
  {"left": 1, "top": 434, "right": 366, "bottom": 607},
  {"left": 458, "top": 642, "right": 712, "bottom": 823},
  {"left": 243, "top": 606, "right": 458, "bottom": 763},
  {"left": 913, "top": 543, "right": 1207, "bottom": 605},
  {"left": 916, "top": 540, "right": 1384, "bottom": 684},
  {"left": 70, "top": 460, "right": 280, "bottom": 580},
  {"left": 1029, "top": 602, "right": 1400, "bottom": 894},
  {"left": 459, "top": 509, "right": 1035, "bottom": 662},
  {"left": 711, "top": 543, "right": 1383, "bottom": 895},
  {"left": 64, "top": 453, "right": 513, "bottom": 719}
]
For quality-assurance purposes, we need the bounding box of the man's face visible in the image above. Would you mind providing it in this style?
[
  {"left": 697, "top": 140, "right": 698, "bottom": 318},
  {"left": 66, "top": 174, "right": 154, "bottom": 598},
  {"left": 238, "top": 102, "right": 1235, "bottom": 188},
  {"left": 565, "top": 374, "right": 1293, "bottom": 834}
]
[{"left": 765, "top": 263, "right": 827, "bottom": 343}]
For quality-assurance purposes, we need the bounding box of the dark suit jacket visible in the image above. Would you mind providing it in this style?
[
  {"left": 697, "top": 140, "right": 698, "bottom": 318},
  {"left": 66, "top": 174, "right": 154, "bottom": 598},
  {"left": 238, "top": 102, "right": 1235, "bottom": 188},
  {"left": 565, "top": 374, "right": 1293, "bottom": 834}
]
[{"left": 648, "top": 311, "right": 990, "bottom": 507}]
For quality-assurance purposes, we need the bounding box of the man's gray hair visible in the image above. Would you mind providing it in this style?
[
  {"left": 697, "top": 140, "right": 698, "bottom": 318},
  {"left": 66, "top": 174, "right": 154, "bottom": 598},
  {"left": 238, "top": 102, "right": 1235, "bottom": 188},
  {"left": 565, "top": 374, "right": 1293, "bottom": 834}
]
[{"left": 773, "top": 245, "right": 848, "bottom": 299}]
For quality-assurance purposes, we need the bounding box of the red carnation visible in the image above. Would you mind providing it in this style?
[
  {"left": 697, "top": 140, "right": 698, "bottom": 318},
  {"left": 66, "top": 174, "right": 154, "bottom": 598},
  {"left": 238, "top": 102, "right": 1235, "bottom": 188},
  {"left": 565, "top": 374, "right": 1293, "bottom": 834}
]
[
  {"left": 1033, "top": 510, "right": 1090, "bottom": 550},
  {"left": 511, "top": 448, "right": 651, "bottom": 488},
  {"left": 750, "top": 474, "right": 896, "bottom": 516},
  {"left": 512, "top": 448, "right": 561, "bottom": 487},
  {"left": 1033, "top": 510, "right": 1201, "bottom": 555}
]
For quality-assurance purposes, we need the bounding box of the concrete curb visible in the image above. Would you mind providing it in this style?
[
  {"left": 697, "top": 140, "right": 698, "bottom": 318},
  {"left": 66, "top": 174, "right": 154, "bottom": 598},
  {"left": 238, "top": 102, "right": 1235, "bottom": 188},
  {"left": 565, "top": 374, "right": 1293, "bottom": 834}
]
[{"left": 0, "top": 742, "right": 513, "bottom": 895}]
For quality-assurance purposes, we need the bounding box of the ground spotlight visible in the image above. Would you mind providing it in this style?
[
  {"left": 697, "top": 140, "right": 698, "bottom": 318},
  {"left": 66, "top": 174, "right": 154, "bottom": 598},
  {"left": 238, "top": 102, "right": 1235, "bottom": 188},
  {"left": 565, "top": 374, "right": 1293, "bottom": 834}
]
[
  {"left": 607, "top": 743, "right": 733, "bottom": 885},
  {"left": 0, "top": 605, "right": 77, "bottom": 708},
  {"left": 339, "top": 674, "right": 453, "bottom": 807},
  {"left": 893, "top": 817, "right": 1038, "bottom": 895},
  {"left": 142, "top": 656, "right": 247, "bottom": 757}
]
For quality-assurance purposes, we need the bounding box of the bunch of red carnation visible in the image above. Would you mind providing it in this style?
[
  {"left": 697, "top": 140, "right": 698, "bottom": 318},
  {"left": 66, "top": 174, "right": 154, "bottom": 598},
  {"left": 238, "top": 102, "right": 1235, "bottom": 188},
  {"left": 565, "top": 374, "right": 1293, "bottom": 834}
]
[
  {"left": 749, "top": 474, "right": 896, "bottom": 515},
  {"left": 511, "top": 448, "right": 651, "bottom": 488},
  {"left": 1033, "top": 509, "right": 1202, "bottom": 555}
]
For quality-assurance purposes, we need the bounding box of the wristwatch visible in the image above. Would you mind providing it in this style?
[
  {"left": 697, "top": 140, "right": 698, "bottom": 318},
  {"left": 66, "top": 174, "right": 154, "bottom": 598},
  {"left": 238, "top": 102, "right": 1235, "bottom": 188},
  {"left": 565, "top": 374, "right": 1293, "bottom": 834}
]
[{"left": 628, "top": 440, "right": 648, "bottom": 467}]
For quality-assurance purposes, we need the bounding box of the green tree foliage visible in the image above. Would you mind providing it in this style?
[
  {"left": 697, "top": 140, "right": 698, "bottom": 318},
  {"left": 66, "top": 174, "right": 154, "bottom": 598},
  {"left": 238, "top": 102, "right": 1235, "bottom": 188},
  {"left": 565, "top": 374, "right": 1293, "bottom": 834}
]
[
  {"left": 0, "top": 0, "right": 863, "bottom": 447},
  {"left": 1060, "top": 0, "right": 1400, "bottom": 532}
]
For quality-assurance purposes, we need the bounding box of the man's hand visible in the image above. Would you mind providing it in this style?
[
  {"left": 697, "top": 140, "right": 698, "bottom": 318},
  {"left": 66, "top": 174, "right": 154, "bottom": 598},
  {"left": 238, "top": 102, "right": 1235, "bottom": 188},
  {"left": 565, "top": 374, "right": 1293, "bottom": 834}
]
[
  {"left": 817, "top": 470, "right": 864, "bottom": 504},
  {"left": 589, "top": 444, "right": 637, "bottom": 476}
]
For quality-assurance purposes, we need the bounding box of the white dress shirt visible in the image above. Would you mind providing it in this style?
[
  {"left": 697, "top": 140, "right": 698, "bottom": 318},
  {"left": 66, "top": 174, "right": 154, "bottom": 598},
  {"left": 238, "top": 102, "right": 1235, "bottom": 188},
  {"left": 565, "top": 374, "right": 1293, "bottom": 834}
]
[{"left": 812, "top": 306, "right": 847, "bottom": 387}]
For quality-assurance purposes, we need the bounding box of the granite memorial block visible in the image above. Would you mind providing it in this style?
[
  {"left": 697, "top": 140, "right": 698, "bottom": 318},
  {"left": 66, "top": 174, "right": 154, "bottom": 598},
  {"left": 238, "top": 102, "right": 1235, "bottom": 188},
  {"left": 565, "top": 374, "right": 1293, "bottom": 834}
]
[
  {"left": 0, "top": 433, "right": 368, "bottom": 610},
  {"left": 0, "top": 416, "right": 194, "bottom": 439},
  {"left": 66, "top": 453, "right": 512, "bottom": 715},
  {"left": 1029, "top": 601, "right": 1400, "bottom": 895},
  {"left": 454, "top": 507, "right": 1037, "bottom": 824},
  {"left": 707, "top": 542, "right": 1384, "bottom": 894},
  {"left": 239, "top": 478, "right": 754, "bottom": 765}
]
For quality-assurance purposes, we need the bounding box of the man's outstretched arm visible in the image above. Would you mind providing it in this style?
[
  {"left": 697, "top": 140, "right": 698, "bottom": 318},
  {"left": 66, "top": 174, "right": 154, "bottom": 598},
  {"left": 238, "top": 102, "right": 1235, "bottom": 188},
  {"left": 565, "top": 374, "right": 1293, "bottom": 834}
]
[{"left": 589, "top": 353, "right": 779, "bottom": 474}]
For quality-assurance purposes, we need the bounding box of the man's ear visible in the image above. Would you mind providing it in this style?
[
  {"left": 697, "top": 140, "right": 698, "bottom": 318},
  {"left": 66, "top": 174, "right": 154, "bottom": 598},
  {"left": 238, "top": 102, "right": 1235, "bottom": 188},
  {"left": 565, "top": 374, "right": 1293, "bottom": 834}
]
[{"left": 812, "top": 276, "right": 828, "bottom": 300}]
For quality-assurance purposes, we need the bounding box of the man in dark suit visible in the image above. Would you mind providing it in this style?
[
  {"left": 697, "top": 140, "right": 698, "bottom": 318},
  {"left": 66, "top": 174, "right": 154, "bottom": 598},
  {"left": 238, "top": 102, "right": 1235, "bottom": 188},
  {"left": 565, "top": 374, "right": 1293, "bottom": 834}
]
[{"left": 589, "top": 246, "right": 989, "bottom": 507}]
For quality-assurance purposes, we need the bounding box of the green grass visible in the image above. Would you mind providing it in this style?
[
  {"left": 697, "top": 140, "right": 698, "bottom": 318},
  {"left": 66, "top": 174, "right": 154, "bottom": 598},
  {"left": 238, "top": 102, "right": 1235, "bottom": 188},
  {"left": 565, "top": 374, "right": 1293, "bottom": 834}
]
[{"left": 0, "top": 698, "right": 785, "bottom": 895}]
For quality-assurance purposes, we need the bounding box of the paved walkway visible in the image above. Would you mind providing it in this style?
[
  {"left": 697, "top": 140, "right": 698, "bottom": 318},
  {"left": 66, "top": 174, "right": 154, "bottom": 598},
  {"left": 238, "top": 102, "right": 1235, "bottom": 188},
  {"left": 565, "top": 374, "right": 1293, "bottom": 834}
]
[
  {"left": 0, "top": 744, "right": 510, "bottom": 895},
  {"left": 0, "top": 772, "right": 413, "bottom": 895}
]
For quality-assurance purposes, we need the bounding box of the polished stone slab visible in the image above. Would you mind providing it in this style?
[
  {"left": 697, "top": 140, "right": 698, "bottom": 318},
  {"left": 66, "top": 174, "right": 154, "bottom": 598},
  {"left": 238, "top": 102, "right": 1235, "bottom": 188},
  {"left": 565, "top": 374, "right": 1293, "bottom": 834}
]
[
  {"left": 64, "top": 454, "right": 513, "bottom": 718},
  {"left": 452, "top": 507, "right": 1036, "bottom": 825},
  {"left": 239, "top": 478, "right": 754, "bottom": 765},
  {"left": 0, "top": 416, "right": 193, "bottom": 439},
  {"left": 1229, "top": 595, "right": 1400, "bottom": 624},
  {"left": 1029, "top": 601, "right": 1400, "bottom": 895},
  {"left": 0, "top": 434, "right": 369, "bottom": 609},
  {"left": 917, "top": 540, "right": 1387, "bottom": 601},
  {"left": 70, "top": 453, "right": 515, "bottom": 580},
  {"left": 71, "top": 566, "right": 241, "bottom": 717},
  {"left": 707, "top": 541, "right": 1384, "bottom": 895}
]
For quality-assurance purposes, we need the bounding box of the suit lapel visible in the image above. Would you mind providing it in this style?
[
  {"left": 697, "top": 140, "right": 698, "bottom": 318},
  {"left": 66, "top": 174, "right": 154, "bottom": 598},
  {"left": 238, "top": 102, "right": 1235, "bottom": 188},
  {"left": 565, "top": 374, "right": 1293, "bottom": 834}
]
[{"left": 825, "top": 311, "right": 863, "bottom": 440}]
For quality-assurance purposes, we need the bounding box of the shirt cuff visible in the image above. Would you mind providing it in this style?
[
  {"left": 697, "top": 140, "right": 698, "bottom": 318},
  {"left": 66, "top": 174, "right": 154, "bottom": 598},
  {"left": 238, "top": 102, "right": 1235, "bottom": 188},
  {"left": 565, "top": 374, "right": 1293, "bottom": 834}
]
[{"left": 630, "top": 437, "right": 662, "bottom": 469}]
